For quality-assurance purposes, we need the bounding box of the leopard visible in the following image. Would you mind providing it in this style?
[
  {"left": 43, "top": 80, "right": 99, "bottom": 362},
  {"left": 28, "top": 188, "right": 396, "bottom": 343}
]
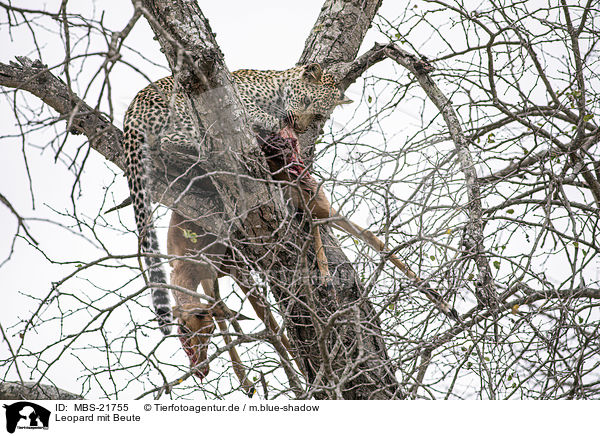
[{"left": 122, "top": 63, "right": 351, "bottom": 336}]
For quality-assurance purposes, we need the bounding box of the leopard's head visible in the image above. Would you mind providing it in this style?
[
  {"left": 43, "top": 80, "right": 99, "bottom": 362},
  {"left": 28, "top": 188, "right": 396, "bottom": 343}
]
[{"left": 282, "top": 63, "right": 352, "bottom": 133}]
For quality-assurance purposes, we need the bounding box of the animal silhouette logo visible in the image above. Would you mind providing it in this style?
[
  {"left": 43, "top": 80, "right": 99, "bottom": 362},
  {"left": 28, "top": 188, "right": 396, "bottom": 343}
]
[{"left": 2, "top": 402, "right": 50, "bottom": 433}]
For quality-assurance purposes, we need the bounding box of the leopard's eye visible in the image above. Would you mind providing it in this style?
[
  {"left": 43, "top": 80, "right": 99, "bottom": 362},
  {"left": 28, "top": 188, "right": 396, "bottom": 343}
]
[{"left": 303, "top": 96, "right": 312, "bottom": 106}]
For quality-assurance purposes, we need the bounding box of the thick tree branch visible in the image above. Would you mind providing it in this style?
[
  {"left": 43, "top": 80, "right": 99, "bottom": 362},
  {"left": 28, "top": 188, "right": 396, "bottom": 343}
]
[
  {"left": 299, "top": 0, "right": 382, "bottom": 68},
  {"left": 0, "top": 381, "right": 83, "bottom": 400},
  {"left": 0, "top": 58, "right": 124, "bottom": 168},
  {"left": 337, "top": 43, "right": 388, "bottom": 90},
  {"left": 382, "top": 43, "right": 497, "bottom": 309}
]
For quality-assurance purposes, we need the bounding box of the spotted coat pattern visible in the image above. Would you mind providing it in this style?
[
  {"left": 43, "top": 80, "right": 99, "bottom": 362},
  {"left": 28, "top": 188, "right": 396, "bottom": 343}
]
[{"left": 122, "top": 64, "right": 349, "bottom": 334}]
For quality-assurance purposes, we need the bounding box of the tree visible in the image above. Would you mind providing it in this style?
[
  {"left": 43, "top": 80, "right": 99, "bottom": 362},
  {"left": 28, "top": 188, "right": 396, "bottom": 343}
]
[{"left": 1, "top": 0, "right": 599, "bottom": 400}]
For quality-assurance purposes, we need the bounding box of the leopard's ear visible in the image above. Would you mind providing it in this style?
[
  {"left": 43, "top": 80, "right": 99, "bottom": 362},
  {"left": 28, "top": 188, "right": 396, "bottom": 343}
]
[
  {"left": 302, "top": 63, "right": 323, "bottom": 84},
  {"left": 336, "top": 94, "right": 353, "bottom": 106},
  {"left": 211, "top": 306, "right": 253, "bottom": 321}
]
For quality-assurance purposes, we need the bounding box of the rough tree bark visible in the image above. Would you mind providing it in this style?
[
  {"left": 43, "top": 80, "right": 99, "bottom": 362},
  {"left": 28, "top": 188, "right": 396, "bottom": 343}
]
[{"left": 0, "top": 382, "right": 83, "bottom": 400}]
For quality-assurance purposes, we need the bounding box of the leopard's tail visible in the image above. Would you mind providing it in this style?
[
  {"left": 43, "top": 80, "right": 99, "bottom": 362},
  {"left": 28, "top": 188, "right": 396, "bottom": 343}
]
[{"left": 123, "top": 121, "right": 172, "bottom": 335}]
